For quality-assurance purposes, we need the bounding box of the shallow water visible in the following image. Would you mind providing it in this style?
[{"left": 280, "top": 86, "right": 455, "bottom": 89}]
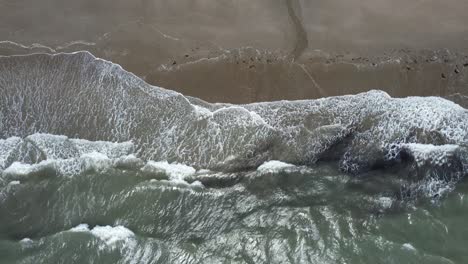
[{"left": 0, "top": 49, "right": 467, "bottom": 263}]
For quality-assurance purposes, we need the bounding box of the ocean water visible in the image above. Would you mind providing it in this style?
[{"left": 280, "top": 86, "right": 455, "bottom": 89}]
[
  {"left": 0, "top": 52, "right": 467, "bottom": 263},
  {"left": 1, "top": 160, "right": 468, "bottom": 263}
]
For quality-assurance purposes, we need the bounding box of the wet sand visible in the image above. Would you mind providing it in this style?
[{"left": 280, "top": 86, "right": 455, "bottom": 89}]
[{"left": 1, "top": 0, "right": 468, "bottom": 103}]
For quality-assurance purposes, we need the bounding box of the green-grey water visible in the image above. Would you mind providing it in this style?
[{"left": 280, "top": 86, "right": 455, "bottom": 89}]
[
  {"left": 1, "top": 0, "right": 468, "bottom": 262},
  {"left": 1, "top": 163, "right": 467, "bottom": 263}
]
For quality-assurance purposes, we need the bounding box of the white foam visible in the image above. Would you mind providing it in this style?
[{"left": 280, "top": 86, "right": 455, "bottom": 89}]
[
  {"left": 19, "top": 237, "right": 34, "bottom": 248},
  {"left": 69, "top": 224, "right": 91, "bottom": 232},
  {"left": 190, "top": 180, "right": 204, "bottom": 188},
  {"left": 378, "top": 197, "right": 393, "bottom": 209},
  {"left": 193, "top": 105, "right": 213, "bottom": 120},
  {"left": 69, "top": 224, "right": 135, "bottom": 248},
  {"left": 403, "top": 143, "right": 459, "bottom": 154},
  {"left": 80, "top": 152, "right": 112, "bottom": 172},
  {"left": 248, "top": 110, "right": 268, "bottom": 126},
  {"left": 90, "top": 225, "right": 135, "bottom": 246},
  {"left": 20, "top": 238, "right": 33, "bottom": 243},
  {"left": 0, "top": 40, "right": 56, "bottom": 52},
  {"left": 2, "top": 151, "right": 131, "bottom": 179},
  {"left": 25, "top": 134, "right": 74, "bottom": 159},
  {"left": 0, "top": 137, "right": 22, "bottom": 169},
  {"left": 70, "top": 138, "right": 134, "bottom": 159},
  {"left": 423, "top": 178, "right": 455, "bottom": 198},
  {"left": 21, "top": 133, "right": 134, "bottom": 161},
  {"left": 196, "top": 169, "right": 212, "bottom": 174},
  {"left": 257, "top": 160, "right": 295, "bottom": 173},
  {"left": 8, "top": 180, "right": 20, "bottom": 185},
  {"left": 403, "top": 144, "right": 459, "bottom": 166},
  {"left": 3, "top": 154, "right": 111, "bottom": 179},
  {"left": 141, "top": 161, "right": 196, "bottom": 182},
  {"left": 402, "top": 243, "right": 416, "bottom": 251},
  {"left": 3, "top": 160, "right": 55, "bottom": 179},
  {"left": 113, "top": 154, "right": 144, "bottom": 169}
]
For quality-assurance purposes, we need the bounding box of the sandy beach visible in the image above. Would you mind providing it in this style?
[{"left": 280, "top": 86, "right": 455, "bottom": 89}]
[{"left": 1, "top": 0, "right": 467, "bottom": 103}]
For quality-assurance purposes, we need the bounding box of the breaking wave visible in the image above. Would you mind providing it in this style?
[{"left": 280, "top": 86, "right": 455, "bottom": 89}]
[{"left": 0, "top": 51, "right": 467, "bottom": 199}]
